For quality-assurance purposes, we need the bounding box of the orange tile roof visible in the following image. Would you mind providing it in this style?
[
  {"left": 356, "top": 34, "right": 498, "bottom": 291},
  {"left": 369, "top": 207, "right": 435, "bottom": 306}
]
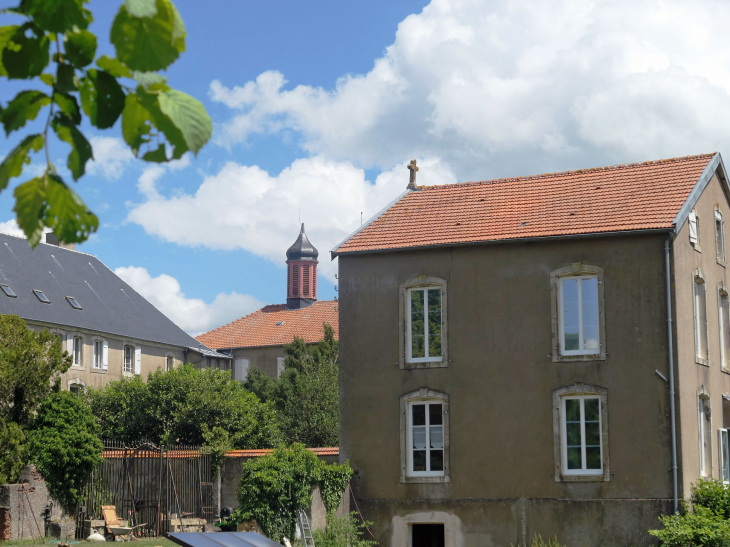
[
  {"left": 196, "top": 300, "right": 339, "bottom": 350},
  {"left": 225, "top": 447, "right": 339, "bottom": 457},
  {"left": 334, "top": 154, "right": 717, "bottom": 255}
]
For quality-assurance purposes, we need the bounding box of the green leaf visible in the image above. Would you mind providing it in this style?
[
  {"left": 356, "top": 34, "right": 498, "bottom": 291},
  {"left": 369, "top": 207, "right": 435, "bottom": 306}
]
[
  {"left": 56, "top": 62, "right": 76, "bottom": 93},
  {"left": 0, "top": 134, "right": 43, "bottom": 191},
  {"left": 157, "top": 89, "right": 211, "bottom": 155},
  {"left": 110, "top": 0, "right": 185, "bottom": 72},
  {"left": 1, "top": 91, "right": 51, "bottom": 136},
  {"left": 64, "top": 29, "right": 96, "bottom": 68},
  {"left": 2, "top": 23, "right": 50, "bottom": 79},
  {"left": 19, "top": 0, "right": 91, "bottom": 33},
  {"left": 13, "top": 172, "right": 98, "bottom": 246},
  {"left": 0, "top": 26, "right": 18, "bottom": 77},
  {"left": 53, "top": 92, "right": 81, "bottom": 125},
  {"left": 121, "top": 92, "right": 152, "bottom": 155},
  {"left": 124, "top": 0, "right": 157, "bottom": 18},
  {"left": 39, "top": 72, "right": 54, "bottom": 86},
  {"left": 131, "top": 70, "right": 166, "bottom": 88},
  {"left": 142, "top": 145, "right": 167, "bottom": 162},
  {"left": 96, "top": 55, "right": 131, "bottom": 78},
  {"left": 79, "top": 69, "right": 125, "bottom": 129},
  {"left": 51, "top": 114, "right": 93, "bottom": 180},
  {"left": 13, "top": 175, "right": 46, "bottom": 246}
]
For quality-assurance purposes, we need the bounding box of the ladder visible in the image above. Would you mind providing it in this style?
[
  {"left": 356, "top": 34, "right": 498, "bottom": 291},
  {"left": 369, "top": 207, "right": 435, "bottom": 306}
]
[{"left": 297, "top": 509, "right": 315, "bottom": 547}]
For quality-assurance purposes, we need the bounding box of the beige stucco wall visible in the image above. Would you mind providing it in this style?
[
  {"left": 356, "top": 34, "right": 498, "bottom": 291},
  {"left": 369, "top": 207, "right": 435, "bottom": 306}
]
[
  {"left": 339, "top": 232, "right": 674, "bottom": 546},
  {"left": 25, "top": 321, "right": 185, "bottom": 390},
  {"left": 672, "top": 171, "right": 730, "bottom": 497},
  {"left": 230, "top": 346, "right": 286, "bottom": 380}
]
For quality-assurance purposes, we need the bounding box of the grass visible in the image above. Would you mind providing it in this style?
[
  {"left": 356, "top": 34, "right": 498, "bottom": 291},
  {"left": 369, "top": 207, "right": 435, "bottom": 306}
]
[{"left": 1, "top": 538, "right": 179, "bottom": 547}]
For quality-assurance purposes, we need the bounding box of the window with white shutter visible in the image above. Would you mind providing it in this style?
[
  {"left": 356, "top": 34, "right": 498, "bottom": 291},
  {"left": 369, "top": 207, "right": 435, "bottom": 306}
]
[
  {"left": 102, "top": 341, "right": 108, "bottom": 370},
  {"left": 717, "top": 209, "right": 726, "bottom": 264},
  {"left": 134, "top": 346, "right": 141, "bottom": 375},
  {"left": 689, "top": 209, "right": 700, "bottom": 249},
  {"left": 277, "top": 357, "right": 285, "bottom": 378}
]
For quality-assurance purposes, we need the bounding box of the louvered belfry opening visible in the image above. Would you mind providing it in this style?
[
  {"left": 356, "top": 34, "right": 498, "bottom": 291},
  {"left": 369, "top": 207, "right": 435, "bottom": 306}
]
[{"left": 285, "top": 223, "right": 319, "bottom": 309}]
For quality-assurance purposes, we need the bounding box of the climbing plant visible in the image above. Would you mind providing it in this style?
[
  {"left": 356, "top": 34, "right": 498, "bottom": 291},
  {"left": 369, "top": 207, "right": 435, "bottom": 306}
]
[{"left": 0, "top": 0, "right": 212, "bottom": 245}]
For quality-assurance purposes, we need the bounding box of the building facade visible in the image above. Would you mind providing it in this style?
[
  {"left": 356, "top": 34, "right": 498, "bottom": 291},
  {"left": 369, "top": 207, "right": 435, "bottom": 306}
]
[
  {"left": 197, "top": 224, "right": 338, "bottom": 381},
  {"left": 0, "top": 232, "right": 230, "bottom": 392},
  {"left": 333, "top": 154, "right": 730, "bottom": 546}
]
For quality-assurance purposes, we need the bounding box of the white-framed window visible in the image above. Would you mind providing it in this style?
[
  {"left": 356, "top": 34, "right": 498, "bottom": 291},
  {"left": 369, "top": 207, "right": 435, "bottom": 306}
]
[
  {"left": 72, "top": 336, "right": 83, "bottom": 366},
  {"left": 399, "top": 276, "right": 448, "bottom": 368},
  {"left": 716, "top": 209, "right": 726, "bottom": 264},
  {"left": 699, "top": 395, "right": 712, "bottom": 477},
  {"left": 551, "top": 264, "right": 605, "bottom": 362},
  {"left": 719, "top": 285, "right": 730, "bottom": 371},
  {"left": 561, "top": 396, "right": 602, "bottom": 475},
  {"left": 69, "top": 383, "right": 83, "bottom": 395},
  {"left": 552, "top": 384, "right": 609, "bottom": 482},
  {"left": 558, "top": 276, "right": 599, "bottom": 356},
  {"left": 400, "top": 388, "right": 450, "bottom": 484},
  {"left": 694, "top": 270, "right": 709, "bottom": 365},
  {"left": 93, "top": 340, "right": 103, "bottom": 369},
  {"left": 719, "top": 428, "right": 730, "bottom": 484},
  {"left": 689, "top": 209, "right": 701, "bottom": 250},
  {"left": 277, "top": 357, "right": 285, "bottom": 378},
  {"left": 124, "top": 345, "right": 134, "bottom": 373},
  {"left": 166, "top": 355, "right": 174, "bottom": 371},
  {"left": 407, "top": 400, "right": 445, "bottom": 477},
  {"left": 407, "top": 287, "right": 443, "bottom": 363}
]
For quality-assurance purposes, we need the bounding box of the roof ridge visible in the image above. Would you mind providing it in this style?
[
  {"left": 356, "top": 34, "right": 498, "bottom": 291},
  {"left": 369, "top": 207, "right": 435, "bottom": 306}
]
[{"left": 416, "top": 152, "right": 718, "bottom": 191}]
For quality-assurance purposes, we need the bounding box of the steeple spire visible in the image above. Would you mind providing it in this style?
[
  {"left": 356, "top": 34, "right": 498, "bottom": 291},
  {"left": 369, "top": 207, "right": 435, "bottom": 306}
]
[{"left": 286, "top": 224, "right": 319, "bottom": 309}]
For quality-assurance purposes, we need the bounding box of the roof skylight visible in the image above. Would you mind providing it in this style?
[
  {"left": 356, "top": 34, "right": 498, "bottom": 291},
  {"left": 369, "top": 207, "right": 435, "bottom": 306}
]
[
  {"left": 275, "top": 321, "right": 285, "bottom": 326},
  {"left": 65, "top": 296, "right": 82, "bottom": 310},
  {"left": 0, "top": 285, "right": 16, "bottom": 297},
  {"left": 33, "top": 289, "right": 50, "bottom": 303}
]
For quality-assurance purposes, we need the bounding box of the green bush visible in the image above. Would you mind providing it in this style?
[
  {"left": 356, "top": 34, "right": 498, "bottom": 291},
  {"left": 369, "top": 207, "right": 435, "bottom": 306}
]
[
  {"left": 693, "top": 478, "right": 730, "bottom": 519},
  {"left": 649, "top": 505, "right": 730, "bottom": 547},
  {"left": 511, "top": 535, "right": 565, "bottom": 547},
  {"left": 0, "top": 420, "right": 27, "bottom": 484},
  {"left": 312, "top": 512, "right": 376, "bottom": 547},
  {"left": 235, "top": 444, "right": 353, "bottom": 542},
  {"left": 26, "top": 391, "right": 103, "bottom": 514}
]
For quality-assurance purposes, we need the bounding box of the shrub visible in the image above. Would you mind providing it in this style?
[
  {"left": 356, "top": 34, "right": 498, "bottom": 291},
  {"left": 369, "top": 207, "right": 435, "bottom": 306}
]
[
  {"left": 512, "top": 535, "right": 565, "bottom": 547},
  {"left": 26, "top": 391, "right": 103, "bottom": 514},
  {"left": 693, "top": 478, "right": 730, "bottom": 519},
  {"left": 649, "top": 505, "right": 730, "bottom": 547},
  {"left": 312, "top": 512, "right": 376, "bottom": 547},
  {"left": 235, "top": 444, "right": 353, "bottom": 542},
  {"left": 0, "top": 421, "right": 27, "bottom": 484}
]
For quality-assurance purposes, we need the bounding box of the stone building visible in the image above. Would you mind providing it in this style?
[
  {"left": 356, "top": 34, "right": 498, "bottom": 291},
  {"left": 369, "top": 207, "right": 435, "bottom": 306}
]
[
  {"left": 0, "top": 232, "right": 230, "bottom": 392},
  {"left": 333, "top": 154, "right": 730, "bottom": 546},
  {"left": 197, "top": 224, "right": 338, "bottom": 381}
]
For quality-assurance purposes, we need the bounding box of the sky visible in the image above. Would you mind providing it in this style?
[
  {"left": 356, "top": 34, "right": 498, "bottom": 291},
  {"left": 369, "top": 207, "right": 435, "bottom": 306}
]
[{"left": 2, "top": 0, "right": 730, "bottom": 336}]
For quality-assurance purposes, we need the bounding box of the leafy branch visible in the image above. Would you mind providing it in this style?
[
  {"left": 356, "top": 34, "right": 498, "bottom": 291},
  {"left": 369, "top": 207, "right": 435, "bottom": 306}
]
[{"left": 0, "top": 0, "right": 213, "bottom": 246}]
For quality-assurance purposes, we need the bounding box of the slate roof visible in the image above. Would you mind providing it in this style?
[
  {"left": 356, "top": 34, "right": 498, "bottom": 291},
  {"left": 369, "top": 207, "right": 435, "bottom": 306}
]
[
  {"left": 333, "top": 153, "right": 717, "bottom": 255},
  {"left": 196, "top": 300, "right": 339, "bottom": 350},
  {"left": 286, "top": 223, "right": 319, "bottom": 262},
  {"left": 0, "top": 233, "right": 219, "bottom": 352}
]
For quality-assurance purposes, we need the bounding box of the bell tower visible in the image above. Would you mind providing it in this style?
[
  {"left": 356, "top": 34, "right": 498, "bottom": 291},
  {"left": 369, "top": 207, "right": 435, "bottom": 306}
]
[{"left": 286, "top": 223, "right": 319, "bottom": 309}]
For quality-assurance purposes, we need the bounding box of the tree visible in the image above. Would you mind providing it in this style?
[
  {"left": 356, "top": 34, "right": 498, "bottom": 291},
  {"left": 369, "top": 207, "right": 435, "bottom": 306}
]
[
  {"left": 0, "top": 314, "right": 70, "bottom": 427},
  {"left": 245, "top": 323, "right": 339, "bottom": 447},
  {"left": 25, "top": 390, "right": 103, "bottom": 514},
  {"left": 85, "top": 364, "right": 283, "bottom": 449},
  {"left": 0, "top": 0, "right": 212, "bottom": 246},
  {"left": 0, "top": 420, "right": 27, "bottom": 484}
]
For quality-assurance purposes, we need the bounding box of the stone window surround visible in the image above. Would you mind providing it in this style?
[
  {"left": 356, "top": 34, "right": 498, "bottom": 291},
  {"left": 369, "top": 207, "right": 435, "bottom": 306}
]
[
  {"left": 400, "top": 387, "right": 450, "bottom": 484},
  {"left": 699, "top": 387, "right": 713, "bottom": 478},
  {"left": 399, "top": 275, "right": 449, "bottom": 370},
  {"left": 68, "top": 331, "right": 85, "bottom": 369},
  {"left": 67, "top": 377, "right": 86, "bottom": 393},
  {"left": 90, "top": 336, "right": 107, "bottom": 372},
  {"left": 552, "top": 383, "right": 610, "bottom": 483},
  {"left": 550, "top": 263, "right": 607, "bottom": 363},
  {"left": 122, "top": 342, "right": 137, "bottom": 376},
  {"left": 389, "top": 511, "right": 462, "bottom": 547},
  {"left": 716, "top": 207, "right": 727, "bottom": 267},
  {"left": 694, "top": 269, "right": 710, "bottom": 367},
  {"left": 718, "top": 283, "right": 730, "bottom": 374},
  {"left": 165, "top": 352, "right": 175, "bottom": 371}
]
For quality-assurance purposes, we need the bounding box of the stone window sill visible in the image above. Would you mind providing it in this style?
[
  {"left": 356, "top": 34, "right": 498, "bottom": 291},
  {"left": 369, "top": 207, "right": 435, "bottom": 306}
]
[
  {"left": 401, "top": 475, "right": 451, "bottom": 484},
  {"left": 718, "top": 258, "right": 727, "bottom": 268},
  {"left": 693, "top": 244, "right": 702, "bottom": 253},
  {"left": 402, "top": 360, "right": 448, "bottom": 370},
  {"left": 556, "top": 473, "right": 609, "bottom": 483},
  {"left": 696, "top": 357, "right": 710, "bottom": 367},
  {"left": 91, "top": 368, "right": 106, "bottom": 374},
  {"left": 552, "top": 353, "right": 606, "bottom": 363}
]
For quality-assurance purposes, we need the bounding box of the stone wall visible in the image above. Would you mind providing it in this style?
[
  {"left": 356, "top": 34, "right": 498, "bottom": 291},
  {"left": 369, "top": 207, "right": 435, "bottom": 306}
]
[{"left": 0, "top": 465, "right": 64, "bottom": 541}]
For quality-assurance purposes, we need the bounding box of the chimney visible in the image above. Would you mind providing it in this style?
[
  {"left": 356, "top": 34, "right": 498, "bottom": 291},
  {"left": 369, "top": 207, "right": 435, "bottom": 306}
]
[
  {"left": 285, "top": 223, "right": 318, "bottom": 309},
  {"left": 44, "top": 232, "right": 76, "bottom": 251}
]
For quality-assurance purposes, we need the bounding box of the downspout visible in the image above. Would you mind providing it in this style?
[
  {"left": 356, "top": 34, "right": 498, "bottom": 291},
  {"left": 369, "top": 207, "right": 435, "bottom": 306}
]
[{"left": 665, "top": 238, "right": 678, "bottom": 513}]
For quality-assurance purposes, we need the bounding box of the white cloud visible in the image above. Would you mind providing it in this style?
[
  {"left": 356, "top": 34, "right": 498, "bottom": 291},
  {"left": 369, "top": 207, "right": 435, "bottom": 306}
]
[
  {"left": 87, "top": 137, "right": 134, "bottom": 180},
  {"left": 115, "top": 266, "right": 264, "bottom": 336},
  {"left": 210, "top": 0, "right": 730, "bottom": 178},
  {"left": 127, "top": 156, "right": 456, "bottom": 280},
  {"left": 0, "top": 219, "right": 26, "bottom": 238}
]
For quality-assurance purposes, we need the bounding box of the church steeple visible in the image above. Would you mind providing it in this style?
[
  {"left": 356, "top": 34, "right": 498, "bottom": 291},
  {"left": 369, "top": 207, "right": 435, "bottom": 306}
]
[{"left": 286, "top": 224, "right": 318, "bottom": 309}]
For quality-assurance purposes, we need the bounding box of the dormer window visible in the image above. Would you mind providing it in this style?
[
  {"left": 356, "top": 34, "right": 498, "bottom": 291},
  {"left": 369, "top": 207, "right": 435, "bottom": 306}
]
[
  {"left": 33, "top": 289, "right": 50, "bottom": 303},
  {"left": 0, "top": 284, "right": 16, "bottom": 297},
  {"left": 66, "top": 296, "right": 82, "bottom": 310}
]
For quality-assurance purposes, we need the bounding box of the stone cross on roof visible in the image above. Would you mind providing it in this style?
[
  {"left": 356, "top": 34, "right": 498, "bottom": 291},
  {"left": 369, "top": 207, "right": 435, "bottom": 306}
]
[{"left": 407, "top": 159, "right": 419, "bottom": 190}]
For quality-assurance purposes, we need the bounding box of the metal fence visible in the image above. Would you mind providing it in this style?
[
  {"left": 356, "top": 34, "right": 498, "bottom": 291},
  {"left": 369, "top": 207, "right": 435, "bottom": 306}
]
[{"left": 75, "top": 440, "right": 214, "bottom": 539}]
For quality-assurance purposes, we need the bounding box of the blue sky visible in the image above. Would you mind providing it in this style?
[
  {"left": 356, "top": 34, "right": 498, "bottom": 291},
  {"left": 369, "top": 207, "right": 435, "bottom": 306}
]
[{"left": 2, "top": 0, "right": 730, "bottom": 334}]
